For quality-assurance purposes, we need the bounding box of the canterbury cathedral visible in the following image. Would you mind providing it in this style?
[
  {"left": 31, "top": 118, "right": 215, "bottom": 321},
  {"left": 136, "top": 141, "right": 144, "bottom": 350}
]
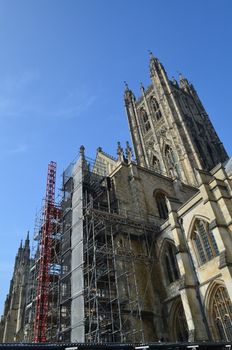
[{"left": 1, "top": 53, "right": 232, "bottom": 344}]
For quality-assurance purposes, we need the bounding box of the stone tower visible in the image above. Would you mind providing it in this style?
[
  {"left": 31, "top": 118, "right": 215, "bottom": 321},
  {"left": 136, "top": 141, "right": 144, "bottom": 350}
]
[
  {"left": 0, "top": 233, "right": 30, "bottom": 342},
  {"left": 124, "top": 53, "right": 228, "bottom": 186}
]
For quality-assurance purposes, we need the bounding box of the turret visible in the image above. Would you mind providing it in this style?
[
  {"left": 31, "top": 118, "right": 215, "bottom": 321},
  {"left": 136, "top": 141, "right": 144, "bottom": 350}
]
[
  {"left": 124, "top": 82, "right": 148, "bottom": 168},
  {"left": 23, "top": 232, "right": 30, "bottom": 261},
  {"left": 124, "top": 81, "right": 135, "bottom": 105},
  {"left": 149, "top": 51, "right": 166, "bottom": 76},
  {"left": 149, "top": 51, "right": 171, "bottom": 99},
  {"left": 24, "top": 231, "right": 30, "bottom": 248},
  {"left": 117, "top": 142, "right": 124, "bottom": 163},
  {"left": 179, "top": 73, "right": 191, "bottom": 92},
  {"left": 125, "top": 141, "right": 133, "bottom": 163}
]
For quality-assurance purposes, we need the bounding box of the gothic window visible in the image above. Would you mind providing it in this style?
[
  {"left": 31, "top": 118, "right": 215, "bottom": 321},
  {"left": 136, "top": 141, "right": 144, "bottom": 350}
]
[
  {"left": 152, "top": 155, "right": 161, "bottom": 173},
  {"left": 172, "top": 301, "right": 188, "bottom": 341},
  {"left": 150, "top": 97, "right": 163, "bottom": 121},
  {"left": 163, "top": 242, "right": 179, "bottom": 284},
  {"left": 155, "top": 191, "right": 168, "bottom": 219},
  {"left": 192, "top": 219, "right": 219, "bottom": 265},
  {"left": 211, "top": 285, "right": 232, "bottom": 341},
  {"left": 140, "top": 108, "right": 151, "bottom": 132}
]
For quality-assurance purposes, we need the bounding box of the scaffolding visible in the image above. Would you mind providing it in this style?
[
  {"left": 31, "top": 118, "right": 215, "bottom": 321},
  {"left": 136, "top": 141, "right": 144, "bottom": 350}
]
[
  {"left": 59, "top": 152, "right": 160, "bottom": 343},
  {"left": 59, "top": 162, "right": 73, "bottom": 342},
  {"left": 24, "top": 152, "right": 160, "bottom": 343},
  {"left": 24, "top": 162, "right": 62, "bottom": 342}
]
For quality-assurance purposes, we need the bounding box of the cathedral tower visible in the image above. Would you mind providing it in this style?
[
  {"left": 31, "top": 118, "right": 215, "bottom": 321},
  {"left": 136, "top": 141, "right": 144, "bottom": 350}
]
[
  {"left": 124, "top": 53, "right": 228, "bottom": 186},
  {"left": 0, "top": 234, "right": 30, "bottom": 342}
]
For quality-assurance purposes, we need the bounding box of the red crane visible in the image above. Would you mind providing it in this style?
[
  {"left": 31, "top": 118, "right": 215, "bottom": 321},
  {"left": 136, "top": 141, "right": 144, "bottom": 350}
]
[{"left": 34, "top": 161, "right": 57, "bottom": 342}]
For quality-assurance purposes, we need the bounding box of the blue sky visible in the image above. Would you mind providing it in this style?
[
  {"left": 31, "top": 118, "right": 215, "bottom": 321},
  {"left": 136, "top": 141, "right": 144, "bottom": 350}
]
[{"left": 0, "top": 0, "right": 232, "bottom": 314}]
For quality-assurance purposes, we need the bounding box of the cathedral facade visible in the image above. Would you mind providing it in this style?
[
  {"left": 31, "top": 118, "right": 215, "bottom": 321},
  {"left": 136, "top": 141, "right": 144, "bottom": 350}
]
[
  {"left": 58, "top": 54, "right": 232, "bottom": 343},
  {"left": 1, "top": 54, "right": 232, "bottom": 343},
  {"left": 120, "top": 53, "right": 232, "bottom": 341}
]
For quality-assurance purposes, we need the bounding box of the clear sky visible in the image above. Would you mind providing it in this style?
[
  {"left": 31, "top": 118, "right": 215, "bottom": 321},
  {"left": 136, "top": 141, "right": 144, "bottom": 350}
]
[{"left": 0, "top": 0, "right": 232, "bottom": 314}]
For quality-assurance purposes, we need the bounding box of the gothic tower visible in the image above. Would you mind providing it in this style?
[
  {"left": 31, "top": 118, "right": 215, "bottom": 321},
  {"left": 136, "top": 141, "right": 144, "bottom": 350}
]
[
  {"left": 0, "top": 233, "right": 30, "bottom": 342},
  {"left": 124, "top": 53, "right": 228, "bottom": 186}
]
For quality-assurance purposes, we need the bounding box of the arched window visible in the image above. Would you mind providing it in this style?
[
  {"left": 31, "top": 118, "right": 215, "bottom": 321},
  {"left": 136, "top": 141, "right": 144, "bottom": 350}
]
[
  {"left": 150, "top": 97, "right": 162, "bottom": 121},
  {"left": 140, "top": 109, "right": 151, "bottom": 132},
  {"left": 155, "top": 192, "right": 168, "bottom": 219},
  {"left": 211, "top": 285, "right": 232, "bottom": 341},
  {"left": 172, "top": 301, "right": 188, "bottom": 341},
  {"left": 192, "top": 219, "right": 219, "bottom": 265},
  {"left": 152, "top": 155, "right": 161, "bottom": 173},
  {"left": 163, "top": 242, "right": 180, "bottom": 284}
]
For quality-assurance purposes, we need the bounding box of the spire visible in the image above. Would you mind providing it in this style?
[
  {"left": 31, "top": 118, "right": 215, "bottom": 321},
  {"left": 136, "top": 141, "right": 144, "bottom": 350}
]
[
  {"left": 117, "top": 142, "right": 124, "bottom": 163},
  {"left": 17, "top": 239, "right": 23, "bottom": 260},
  {"left": 79, "top": 145, "right": 85, "bottom": 158},
  {"left": 179, "top": 72, "right": 187, "bottom": 80},
  {"left": 125, "top": 141, "right": 133, "bottom": 163},
  {"left": 179, "top": 73, "right": 190, "bottom": 90},
  {"left": 124, "top": 80, "right": 129, "bottom": 92},
  {"left": 149, "top": 50, "right": 164, "bottom": 76},
  {"left": 148, "top": 50, "right": 156, "bottom": 60},
  {"left": 140, "top": 82, "right": 145, "bottom": 93},
  {"left": 24, "top": 231, "right": 30, "bottom": 248},
  {"left": 171, "top": 76, "right": 179, "bottom": 87},
  {"left": 79, "top": 145, "right": 89, "bottom": 172},
  {"left": 149, "top": 50, "right": 159, "bottom": 63},
  {"left": 124, "top": 81, "right": 135, "bottom": 104}
]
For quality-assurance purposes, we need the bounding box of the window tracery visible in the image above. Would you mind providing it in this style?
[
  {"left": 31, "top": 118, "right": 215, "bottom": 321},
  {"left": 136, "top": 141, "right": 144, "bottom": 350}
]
[
  {"left": 150, "top": 97, "right": 162, "bottom": 121},
  {"left": 140, "top": 109, "right": 151, "bottom": 132},
  {"left": 211, "top": 285, "right": 232, "bottom": 341},
  {"left": 192, "top": 219, "right": 219, "bottom": 265},
  {"left": 172, "top": 301, "right": 188, "bottom": 341}
]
